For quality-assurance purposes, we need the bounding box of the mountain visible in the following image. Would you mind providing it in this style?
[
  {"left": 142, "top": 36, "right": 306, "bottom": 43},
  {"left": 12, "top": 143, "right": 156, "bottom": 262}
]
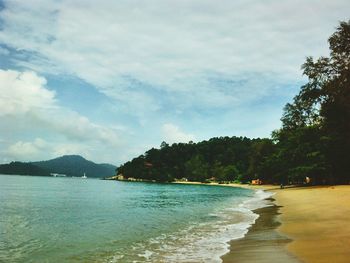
[
  {"left": 32, "top": 155, "right": 116, "bottom": 178},
  {"left": 0, "top": 155, "right": 116, "bottom": 178}
]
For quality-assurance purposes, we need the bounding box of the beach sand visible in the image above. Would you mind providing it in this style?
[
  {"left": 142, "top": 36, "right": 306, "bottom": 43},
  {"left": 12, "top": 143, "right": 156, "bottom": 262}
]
[{"left": 274, "top": 185, "right": 350, "bottom": 263}]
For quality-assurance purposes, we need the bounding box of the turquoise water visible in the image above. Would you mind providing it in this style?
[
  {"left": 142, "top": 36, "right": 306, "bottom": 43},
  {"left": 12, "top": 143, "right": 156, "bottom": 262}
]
[{"left": 0, "top": 175, "right": 269, "bottom": 262}]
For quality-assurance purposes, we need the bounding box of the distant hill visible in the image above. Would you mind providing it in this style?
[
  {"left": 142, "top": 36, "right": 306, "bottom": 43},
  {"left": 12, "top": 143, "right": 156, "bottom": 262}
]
[
  {"left": 0, "top": 162, "right": 50, "bottom": 176},
  {"left": 0, "top": 155, "right": 116, "bottom": 178},
  {"left": 32, "top": 155, "right": 116, "bottom": 178}
]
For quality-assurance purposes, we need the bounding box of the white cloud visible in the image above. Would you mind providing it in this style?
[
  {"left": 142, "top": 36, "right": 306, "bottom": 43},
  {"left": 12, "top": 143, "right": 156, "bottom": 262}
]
[
  {"left": 1, "top": 0, "right": 349, "bottom": 114},
  {"left": 0, "top": 70, "right": 56, "bottom": 115},
  {"left": 7, "top": 138, "right": 48, "bottom": 159},
  {"left": 5, "top": 138, "right": 92, "bottom": 162},
  {"left": 0, "top": 69, "right": 120, "bottom": 145},
  {"left": 0, "top": 69, "right": 122, "bottom": 162},
  {"left": 162, "top": 123, "right": 195, "bottom": 144}
]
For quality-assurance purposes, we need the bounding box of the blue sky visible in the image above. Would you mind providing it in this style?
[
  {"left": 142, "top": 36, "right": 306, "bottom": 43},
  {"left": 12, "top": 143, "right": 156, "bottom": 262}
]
[{"left": 0, "top": 0, "right": 349, "bottom": 165}]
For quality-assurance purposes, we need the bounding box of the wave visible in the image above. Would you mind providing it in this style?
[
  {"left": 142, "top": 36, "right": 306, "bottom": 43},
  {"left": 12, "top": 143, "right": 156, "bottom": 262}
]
[{"left": 109, "top": 188, "right": 274, "bottom": 263}]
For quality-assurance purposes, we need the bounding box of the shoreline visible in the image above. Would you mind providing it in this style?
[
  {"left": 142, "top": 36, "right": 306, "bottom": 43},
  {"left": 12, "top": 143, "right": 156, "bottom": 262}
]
[
  {"left": 170, "top": 180, "right": 269, "bottom": 190},
  {"left": 112, "top": 180, "right": 350, "bottom": 262},
  {"left": 221, "top": 200, "right": 300, "bottom": 263},
  {"left": 173, "top": 182, "right": 350, "bottom": 263},
  {"left": 172, "top": 182, "right": 290, "bottom": 262},
  {"left": 221, "top": 184, "right": 350, "bottom": 263}
]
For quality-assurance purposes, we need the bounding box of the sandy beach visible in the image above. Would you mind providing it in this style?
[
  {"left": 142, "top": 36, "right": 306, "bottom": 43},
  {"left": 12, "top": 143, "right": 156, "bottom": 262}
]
[
  {"left": 273, "top": 185, "right": 350, "bottom": 263},
  {"left": 224, "top": 184, "right": 350, "bottom": 262}
]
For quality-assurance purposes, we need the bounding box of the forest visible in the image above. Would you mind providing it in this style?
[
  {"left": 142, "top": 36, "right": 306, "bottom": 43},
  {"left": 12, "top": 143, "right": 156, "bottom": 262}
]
[{"left": 117, "top": 21, "right": 350, "bottom": 185}]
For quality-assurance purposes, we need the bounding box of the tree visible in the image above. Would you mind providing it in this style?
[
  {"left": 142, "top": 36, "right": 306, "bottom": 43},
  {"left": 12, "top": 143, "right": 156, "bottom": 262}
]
[
  {"left": 273, "top": 21, "right": 350, "bottom": 184},
  {"left": 296, "top": 21, "right": 350, "bottom": 183},
  {"left": 184, "top": 155, "right": 209, "bottom": 182},
  {"left": 247, "top": 139, "right": 275, "bottom": 182}
]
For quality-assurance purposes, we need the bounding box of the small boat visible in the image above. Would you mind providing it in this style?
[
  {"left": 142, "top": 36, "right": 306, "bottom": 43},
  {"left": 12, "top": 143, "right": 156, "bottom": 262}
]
[
  {"left": 51, "top": 173, "right": 67, "bottom": 177},
  {"left": 82, "top": 172, "right": 87, "bottom": 179}
]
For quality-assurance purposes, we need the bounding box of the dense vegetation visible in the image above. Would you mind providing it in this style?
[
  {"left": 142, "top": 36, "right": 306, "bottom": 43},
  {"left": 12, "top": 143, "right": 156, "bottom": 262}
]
[
  {"left": 0, "top": 155, "right": 116, "bottom": 178},
  {"left": 0, "top": 162, "right": 50, "bottom": 176},
  {"left": 272, "top": 20, "right": 350, "bottom": 184},
  {"left": 118, "top": 137, "right": 274, "bottom": 183},
  {"left": 117, "top": 21, "right": 350, "bottom": 185}
]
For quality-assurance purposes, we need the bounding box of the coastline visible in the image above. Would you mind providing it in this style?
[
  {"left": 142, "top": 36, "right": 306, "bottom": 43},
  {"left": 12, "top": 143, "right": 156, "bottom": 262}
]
[
  {"left": 110, "top": 180, "right": 350, "bottom": 262},
  {"left": 174, "top": 182, "right": 350, "bottom": 263},
  {"left": 221, "top": 201, "right": 299, "bottom": 263},
  {"left": 172, "top": 181, "right": 288, "bottom": 262},
  {"left": 220, "top": 184, "right": 350, "bottom": 263}
]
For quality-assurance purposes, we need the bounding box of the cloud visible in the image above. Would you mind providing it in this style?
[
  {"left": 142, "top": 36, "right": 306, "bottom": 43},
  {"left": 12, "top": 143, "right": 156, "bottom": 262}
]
[
  {"left": 162, "top": 123, "right": 195, "bottom": 144},
  {"left": 1, "top": 0, "right": 349, "bottom": 116},
  {"left": 5, "top": 138, "right": 93, "bottom": 162},
  {"left": 0, "top": 69, "right": 120, "bottom": 144},
  {"left": 0, "top": 70, "right": 56, "bottom": 115},
  {"left": 0, "top": 69, "right": 122, "bottom": 162},
  {"left": 6, "top": 138, "right": 48, "bottom": 159}
]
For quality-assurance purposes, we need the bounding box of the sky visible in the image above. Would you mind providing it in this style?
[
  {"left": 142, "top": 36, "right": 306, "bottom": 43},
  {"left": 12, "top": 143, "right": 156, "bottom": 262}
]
[{"left": 0, "top": 0, "right": 349, "bottom": 165}]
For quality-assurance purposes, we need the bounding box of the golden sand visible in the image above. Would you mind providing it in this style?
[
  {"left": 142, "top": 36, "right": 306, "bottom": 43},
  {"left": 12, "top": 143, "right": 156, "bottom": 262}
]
[{"left": 274, "top": 185, "right": 350, "bottom": 263}]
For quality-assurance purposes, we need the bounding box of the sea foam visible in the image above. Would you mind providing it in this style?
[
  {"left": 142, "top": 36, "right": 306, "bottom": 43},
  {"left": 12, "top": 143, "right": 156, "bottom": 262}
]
[{"left": 117, "top": 188, "right": 274, "bottom": 263}]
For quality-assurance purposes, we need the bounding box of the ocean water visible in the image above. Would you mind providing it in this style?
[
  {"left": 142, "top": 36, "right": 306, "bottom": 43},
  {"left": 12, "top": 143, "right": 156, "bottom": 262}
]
[{"left": 0, "top": 175, "right": 272, "bottom": 263}]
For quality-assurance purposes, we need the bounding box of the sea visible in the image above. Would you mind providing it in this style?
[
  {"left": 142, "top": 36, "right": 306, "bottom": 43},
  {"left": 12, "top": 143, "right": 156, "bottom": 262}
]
[{"left": 0, "top": 174, "right": 272, "bottom": 263}]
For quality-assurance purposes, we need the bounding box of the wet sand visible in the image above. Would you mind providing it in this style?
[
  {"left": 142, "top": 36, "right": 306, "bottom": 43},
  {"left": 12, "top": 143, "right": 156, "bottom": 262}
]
[{"left": 221, "top": 199, "right": 300, "bottom": 263}]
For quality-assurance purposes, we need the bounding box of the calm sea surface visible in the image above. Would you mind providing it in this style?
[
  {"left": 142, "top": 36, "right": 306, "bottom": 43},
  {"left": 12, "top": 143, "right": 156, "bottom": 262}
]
[{"left": 0, "top": 175, "right": 270, "bottom": 262}]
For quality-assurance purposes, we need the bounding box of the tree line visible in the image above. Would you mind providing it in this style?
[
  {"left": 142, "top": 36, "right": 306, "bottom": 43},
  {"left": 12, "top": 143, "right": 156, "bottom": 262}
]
[
  {"left": 117, "top": 21, "right": 350, "bottom": 185},
  {"left": 118, "top": 137, "right": 273, "bottom": 183}
]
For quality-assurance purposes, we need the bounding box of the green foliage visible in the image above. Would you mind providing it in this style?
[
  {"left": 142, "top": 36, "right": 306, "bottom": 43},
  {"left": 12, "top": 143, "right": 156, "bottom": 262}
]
[
  {"left": 185, "top": 155, "right": 209, "bottom": 182},
  {"left": 0, "top": 162, "right": 50, "bottom": 176},
  {"left": 276, "top": 20, "right": 350, "bottom": 184},
  {"left": 273, "top": 126, "right": 329, "bottom": 184},
  {"left": 247, "top": 139, "right": 276, "bottom": 182},
  {"left": 117, "top": 136, "right": 272, "bottom": 183}
]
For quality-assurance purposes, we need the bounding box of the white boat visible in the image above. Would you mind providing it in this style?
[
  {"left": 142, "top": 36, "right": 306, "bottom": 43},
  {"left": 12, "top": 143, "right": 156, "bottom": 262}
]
[
  {"left": 82, "top": 172, "right": 87, "bottom": 179},
  {"left": 51, "top": 173, "right": 67, "bottom": 177}
]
